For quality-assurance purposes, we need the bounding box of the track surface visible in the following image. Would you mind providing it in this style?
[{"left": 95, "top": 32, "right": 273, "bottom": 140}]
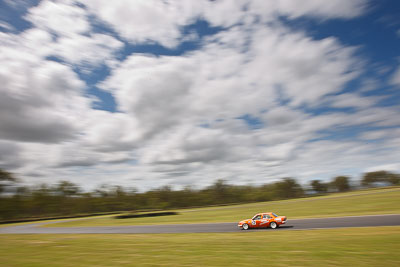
[{"left": 1, "top": 214, "right": 399, "bottom": 234}]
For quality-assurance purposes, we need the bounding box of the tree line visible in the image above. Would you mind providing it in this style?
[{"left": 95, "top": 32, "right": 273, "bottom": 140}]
[{"left": 0, "top": 168, "right": 399, "bottom": 222}]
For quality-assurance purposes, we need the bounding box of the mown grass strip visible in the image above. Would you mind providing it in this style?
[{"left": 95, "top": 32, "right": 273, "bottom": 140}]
[{"left": 1, "top": 227, "right": 399, "bottom": 266}]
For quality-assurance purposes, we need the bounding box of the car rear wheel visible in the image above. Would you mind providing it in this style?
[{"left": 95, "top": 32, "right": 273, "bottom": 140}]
[
  {"left": 270, "top": 222, "right": 278, "bottom": 229},
  {"left": 242, "top": 223, "right": 249, "bottom": 230}
]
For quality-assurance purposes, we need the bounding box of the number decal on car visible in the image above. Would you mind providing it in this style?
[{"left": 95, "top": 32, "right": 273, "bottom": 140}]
[{"left": 252, "top": 220, "right": 256, "bottom": 225}]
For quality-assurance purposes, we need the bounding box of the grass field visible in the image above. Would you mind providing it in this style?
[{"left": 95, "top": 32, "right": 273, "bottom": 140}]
[
  {"left": 1, "top": 227, "right": 399, "bottom": 266},
  {"left": 46, "top": 187, "right": 400, "bottom": 227}
]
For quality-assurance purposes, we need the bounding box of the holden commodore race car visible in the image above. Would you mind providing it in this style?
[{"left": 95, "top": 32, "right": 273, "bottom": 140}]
[{"left": 238, "top": 212, "right": 287, "bottom": 230}]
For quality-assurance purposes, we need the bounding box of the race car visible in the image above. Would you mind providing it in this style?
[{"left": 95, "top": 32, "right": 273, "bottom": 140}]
[{"left": 238, "top": 212, "right": 287, "bottom": 230}]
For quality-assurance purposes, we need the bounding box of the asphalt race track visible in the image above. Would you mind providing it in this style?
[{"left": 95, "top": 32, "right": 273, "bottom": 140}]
[{"left": 1, "top": 214, "right": 400, "bottom": 234}]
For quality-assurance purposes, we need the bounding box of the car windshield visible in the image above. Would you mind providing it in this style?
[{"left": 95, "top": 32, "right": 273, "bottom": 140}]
[{"left": 272, "top": 213, "right": 278, "bottom": 217}]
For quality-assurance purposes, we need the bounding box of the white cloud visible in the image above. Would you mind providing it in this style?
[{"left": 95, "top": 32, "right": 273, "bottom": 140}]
[
  {"left": 79, "top": 110, "right": 141, "bottom": 153},
  {"left": 22, "top": 0, "right": 123, "bottom": 66},
  {"left": 249, "top": 0, "right": 369, "bottom": 21},
  {"left": 52, "top": 33, "right": 123, "bottom": 66},
  {"left": 391, "top": 66, "right": 400, "bottom": 85},
  {"left": 81, "top": 0, "right": 369, "bottom": 48},
  {"left": 247, "top": 28, "right": 360, "bottom": 107},
  {"left": 102, "top": 23, "right": 360, "bottom": 137},
  {"left": 262, "top": 106, "right": 305, "bottom": 127},
  {"left": 0, "top": 141, "right": 23, "bottom": 170},
  {"left": 0, "top": 21, "right": 15, "bottom": 31},
  {"left": 81, "top": 0, "right": 202, "bottom": 48},
  {"left": 366, "top": 163, "right": 400, "bottom": 173},
  {"left": 328, "top": 93, "right": 379, "bottom": 109},
  {"left": 0, "top": 49, "right": 89, "bottom": 143},
  {"left": 26, "top": 0, "right": 90, "bottom": 36}
]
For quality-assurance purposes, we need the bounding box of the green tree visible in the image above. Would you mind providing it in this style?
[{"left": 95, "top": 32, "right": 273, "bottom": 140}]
[
  {"left": 274, "top": 178, "right": 304, "bottom": 199},
  {"left": 331, "top": 176, "right": 350, "bottom": 192},
  {"left": 0, "top": 169, "right": 17, "bottom": 195},
  {"left": 56, "top": 181, "right": 80, "bottom": 197},
  {"left": 387, "top": 173, "right": 400, "bottom": 185},
  {"left": 210, "top": 179, "right": 231, "bottom": 203},
  {"left": 310, "top": 180, "right": 328, "bottom": 193},
  {"left": 362, "top": 171, "right": 400, "bottom": 187}
]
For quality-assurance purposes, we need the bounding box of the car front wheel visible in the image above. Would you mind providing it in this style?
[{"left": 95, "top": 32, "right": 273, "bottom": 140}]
[
  {"left": 270, "top": 222, "right": 278, "bottom": 229},
  {"left": 242, "top": 223, "right": 249, "bottom": 230}
]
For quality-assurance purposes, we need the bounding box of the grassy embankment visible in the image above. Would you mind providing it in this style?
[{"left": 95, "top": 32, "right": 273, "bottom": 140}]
[
  {"left": 45, "top": 186, "right": 400, "bottom": 227},
  {"left": 1, "top": 187, "right": 399, "bottom": 266},
  {"left": 1, "top": 227, "right": 399, "bottom": 266}
]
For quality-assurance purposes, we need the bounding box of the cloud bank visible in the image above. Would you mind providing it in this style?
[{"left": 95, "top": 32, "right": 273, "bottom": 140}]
[{"left": 1, "top": 0, "right": 399, "bottom": 190}]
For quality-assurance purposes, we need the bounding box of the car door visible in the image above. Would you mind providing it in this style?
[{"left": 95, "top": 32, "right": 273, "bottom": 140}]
[
  {"left": 260, "top": 214, "right": 271, "bottom": 228},
  {"left": 251, "top": 214, "right": 262, "bottom": 228}
]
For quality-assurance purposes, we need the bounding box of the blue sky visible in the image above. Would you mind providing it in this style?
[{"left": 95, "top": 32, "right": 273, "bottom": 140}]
[{"left": 0, "top": 0, "right": 399, "bottom": 190}]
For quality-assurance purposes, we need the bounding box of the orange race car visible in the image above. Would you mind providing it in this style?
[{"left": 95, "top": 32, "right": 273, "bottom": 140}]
[{"left": 238, "top": 212, "right": 287, "bottom": 230}]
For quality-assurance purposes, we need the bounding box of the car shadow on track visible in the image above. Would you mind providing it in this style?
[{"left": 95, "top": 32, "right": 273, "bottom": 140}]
[{"left": 243, "top": 226, "right": 294, "bottom": 231}]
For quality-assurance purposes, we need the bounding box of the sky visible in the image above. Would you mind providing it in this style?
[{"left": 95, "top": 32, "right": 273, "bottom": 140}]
[{"left": 0, "top": 0, "right": 399, "bottom": 191}]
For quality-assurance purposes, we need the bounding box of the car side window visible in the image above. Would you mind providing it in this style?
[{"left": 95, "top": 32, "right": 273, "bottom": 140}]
[
  {"left": 253, "top": 215, "right": 262, "bottom": 220},
  {"left": 263, "top": 214, "right": 271, "bottom": 219}
]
